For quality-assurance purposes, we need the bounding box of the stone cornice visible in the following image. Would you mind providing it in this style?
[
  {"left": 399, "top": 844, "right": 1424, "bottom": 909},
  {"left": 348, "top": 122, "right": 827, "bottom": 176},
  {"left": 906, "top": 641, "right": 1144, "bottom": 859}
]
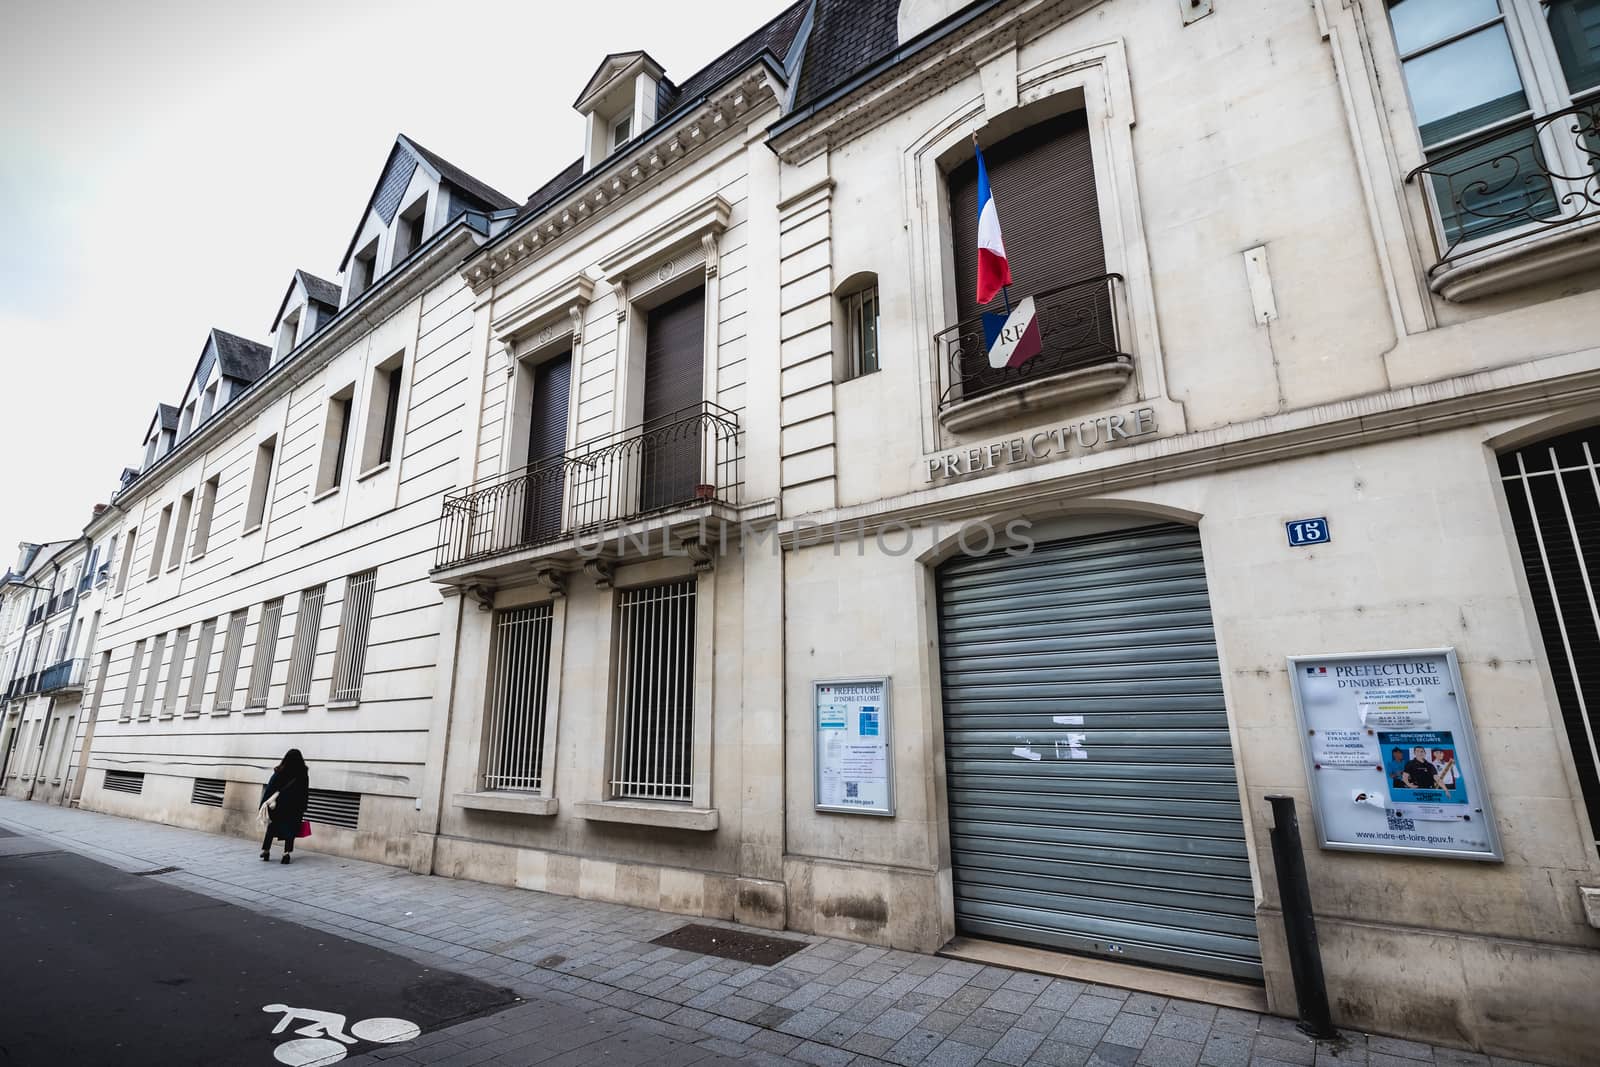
[
  {"left": 775, "top": 350, "right": 1600, "bottom": 545},
  {"left": 462, "top": 65, "right": 780, "bottom": 295},
  {"left": 767, "top": 0, "right": 1094, "bottom": 165},
  {"left": 596, "top": 194, "right": 731, "bottom": 283},
  {"left": 490, "top": 273, "right": 596, "bottom": 347}
]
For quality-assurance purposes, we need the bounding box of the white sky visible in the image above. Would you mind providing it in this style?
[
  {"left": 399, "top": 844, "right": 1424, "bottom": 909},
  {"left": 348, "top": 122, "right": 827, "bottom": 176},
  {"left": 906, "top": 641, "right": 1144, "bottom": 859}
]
[{"left": 0, "top": 0, "right": 794, "bottom": 562}]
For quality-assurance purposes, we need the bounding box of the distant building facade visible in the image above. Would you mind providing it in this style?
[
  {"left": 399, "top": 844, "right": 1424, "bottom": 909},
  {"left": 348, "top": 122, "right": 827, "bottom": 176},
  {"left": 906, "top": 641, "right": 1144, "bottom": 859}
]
[{"left": 32, "top": 1, "right": 1600, "bottom": 1064}]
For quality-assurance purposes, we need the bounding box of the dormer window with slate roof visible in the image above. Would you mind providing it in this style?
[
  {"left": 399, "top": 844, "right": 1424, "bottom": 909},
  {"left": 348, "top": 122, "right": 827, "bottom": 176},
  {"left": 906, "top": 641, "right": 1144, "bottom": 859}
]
[
  {"left": 271, "top": 270, "right": 341, "bottom": 362},
  {"left": 576, "top": 51, "right": 666, "bottom": 169}
]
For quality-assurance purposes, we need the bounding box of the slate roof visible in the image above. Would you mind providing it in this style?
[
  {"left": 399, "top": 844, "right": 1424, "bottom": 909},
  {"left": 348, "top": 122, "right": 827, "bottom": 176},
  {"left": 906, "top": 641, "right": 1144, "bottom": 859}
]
[
  {"left": 300, "top": 271, "right": 342, "bottom": 309},
  {"left": 791, "top": 0, "right": 900, "bottom": 110},
  {"left": 401, "top": 135, "right": 518, "bottom": 211},
  {"left": 514, "top": 0, "right": 808, "bottom": 221},
  {"left": 212, "top": 329, "right": 271, "bottom": 386},
  {"left": 155, "top": 404, "right": 180, "bottom": 431}
]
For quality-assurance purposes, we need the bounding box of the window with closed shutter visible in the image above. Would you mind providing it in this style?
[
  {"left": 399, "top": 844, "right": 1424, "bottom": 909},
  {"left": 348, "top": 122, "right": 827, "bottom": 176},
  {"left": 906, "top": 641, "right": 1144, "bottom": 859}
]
[
  {"left": 524, "top": 352, "right": 571, "bottom": 544},
  {"left": 640, "top": 288, "right": 705, "bottom": 512}
]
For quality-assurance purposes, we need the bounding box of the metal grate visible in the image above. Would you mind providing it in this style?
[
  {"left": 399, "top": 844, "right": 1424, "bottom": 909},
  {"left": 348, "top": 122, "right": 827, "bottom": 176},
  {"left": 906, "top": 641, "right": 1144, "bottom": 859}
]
[
  {"left": 285, "top": 585, "right": 326, "bottom": 706},
  {"left": 611, "top": 578, "right": 697, "bottom": 801},
  {"left": 190, "top": 777, "right": 225, "bottom": 807},
  {"left": 1499, "top": 428, "right": 1600, "bottom": 850},
  {"left": 162, "top": 626, "right": 189, "bottom": 718},
  {"left": 214, "top": 612, "right": 247, "bottom": 714},
  {"left": 104, "top": 769, "right": 144, "bottom": 794},
  {"left": 187, "top": 618, "right": 217, "bottom": 715},
  {"left": 304, "top": 787, "right": 360, "bottom": 830},
  {"left": 140, "top": 632, "right": 166, "bottom": 721},
  {"left": 246, "top": 599, "right": 283, "bottom": 709},
  {"left": 483, "top": 605, "right": 554, "bottom": 793},
  {"left": 331, "top": 570, "right": 376, "bottom": 703},
  {"left": 121, "top": 640, "right": 146, "bottom": 721}
]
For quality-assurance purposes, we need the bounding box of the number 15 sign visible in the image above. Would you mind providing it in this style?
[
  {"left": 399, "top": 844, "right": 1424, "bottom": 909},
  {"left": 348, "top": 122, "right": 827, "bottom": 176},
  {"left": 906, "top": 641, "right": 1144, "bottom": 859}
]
[{"left": 1286, "top": 517, "right": 1330, "bottom": 547}]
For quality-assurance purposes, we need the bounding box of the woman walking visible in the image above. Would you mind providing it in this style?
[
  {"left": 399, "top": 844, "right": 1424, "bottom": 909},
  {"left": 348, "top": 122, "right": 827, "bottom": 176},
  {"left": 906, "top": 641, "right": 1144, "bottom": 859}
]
[{"left": 259, "top": 748, "right": 310, "bottom": 864}]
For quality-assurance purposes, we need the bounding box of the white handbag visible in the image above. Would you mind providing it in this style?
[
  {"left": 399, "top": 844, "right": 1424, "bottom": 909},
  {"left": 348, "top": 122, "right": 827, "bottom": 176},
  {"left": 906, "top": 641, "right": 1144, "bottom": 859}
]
[{"left": 257, "top": 791, "right": 279, "bottom": 827}]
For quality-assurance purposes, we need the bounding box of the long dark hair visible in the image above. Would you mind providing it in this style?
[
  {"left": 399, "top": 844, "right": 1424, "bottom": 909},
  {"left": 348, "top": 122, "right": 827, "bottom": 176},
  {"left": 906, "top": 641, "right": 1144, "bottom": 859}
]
[{"left": 276, "top": 748, "right": 308, "bottom": 781}]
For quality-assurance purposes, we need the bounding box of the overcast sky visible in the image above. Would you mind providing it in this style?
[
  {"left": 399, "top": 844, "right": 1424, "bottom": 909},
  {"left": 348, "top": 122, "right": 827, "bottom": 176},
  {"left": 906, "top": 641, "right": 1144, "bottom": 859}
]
[{"left": 0, "top": 0, "right": 794, "bottom": 562}]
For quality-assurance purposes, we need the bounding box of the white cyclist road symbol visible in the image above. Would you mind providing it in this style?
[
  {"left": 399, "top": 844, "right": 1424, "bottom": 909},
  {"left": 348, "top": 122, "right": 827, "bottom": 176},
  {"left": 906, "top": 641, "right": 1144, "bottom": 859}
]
[{"left": 264, "top": 1003, "right": 421, "bottom": 1066}]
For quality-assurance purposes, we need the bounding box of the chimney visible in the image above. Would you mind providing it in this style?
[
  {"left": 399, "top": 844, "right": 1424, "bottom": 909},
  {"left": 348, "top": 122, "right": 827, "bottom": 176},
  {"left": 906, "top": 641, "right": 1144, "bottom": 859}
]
[{"left": 16, "top": 542, "right": 41, "bottom": 573}]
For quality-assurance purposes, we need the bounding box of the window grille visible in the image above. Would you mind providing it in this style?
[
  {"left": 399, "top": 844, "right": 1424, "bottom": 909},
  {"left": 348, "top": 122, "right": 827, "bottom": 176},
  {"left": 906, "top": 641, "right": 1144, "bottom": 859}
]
[
  {"left": 610, "top": 578, "right": 697, "bottom": 801},
  {"left": 483, "top": 605, "right": 554, "bottom": 793},
  {"left": 140, "top": 632, "right": 165, "bottom": 720},
  {"left": 214, "top": 612, "right": 247, "bottom": 714},
  {"left": 331, "top": 570, "right": 376, "bottom": 703},
  {"left": 843, "top": 285, "right": 880, "bottom": 378},
  {"left": 305, "top": 787, "right": 360, "bottom": 830},
  {"left": 121, "top": 640, "right": 145, "bottom": 721},
  {"left": 246, "top": 600, "right": 282, "bottom": 709},
  {"left": 104, "top": 769, "right": 144, "bottom": 794},
  {"left": 162, "top": 626, "right": 189, "bottom": 718},
  {"left": 285, "top": 585, "right": 325, "bottom": 706},
  {"left": 190, "top": 777, "right": 225, "bottom": 807},
  {"left": 187, "top": 618, "right": 217, "bottom": 715}
]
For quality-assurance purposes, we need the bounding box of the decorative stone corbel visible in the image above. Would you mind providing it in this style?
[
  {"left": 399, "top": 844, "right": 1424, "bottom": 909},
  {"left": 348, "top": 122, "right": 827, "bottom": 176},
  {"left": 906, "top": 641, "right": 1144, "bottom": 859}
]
[
  {"left": 683, "top": 538, "right": 715, "bottom": 573},
  {"left": 531, "top": 566, "right": 566, "bottom": 599},
  {"left": 702, "top": 232, "right": 721, "bottom": 279},
  {"left": 583, "top": 559, "right": 616, "bottom": 588},
  {"left": 568, "top": 304, "right": 585, "bottom": 344},
  {"left": 464, "top": 584, "right": 495, "bottom": 612},
  {"left": 612, "top": 278, "right": 629, "bottom": 324}
]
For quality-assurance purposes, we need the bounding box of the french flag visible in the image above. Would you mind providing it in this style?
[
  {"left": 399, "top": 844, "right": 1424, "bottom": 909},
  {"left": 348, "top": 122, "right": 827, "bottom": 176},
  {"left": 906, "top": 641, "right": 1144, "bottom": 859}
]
[{"left": 975, "top": 142, "right": 1012, "bottom": 304}]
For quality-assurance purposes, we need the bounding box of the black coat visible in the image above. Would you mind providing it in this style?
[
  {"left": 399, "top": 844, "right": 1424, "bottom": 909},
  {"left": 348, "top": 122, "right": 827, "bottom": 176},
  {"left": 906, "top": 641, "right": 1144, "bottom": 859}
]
[{"left": 260, "top": 770, "right": 309, "bottom": 840}]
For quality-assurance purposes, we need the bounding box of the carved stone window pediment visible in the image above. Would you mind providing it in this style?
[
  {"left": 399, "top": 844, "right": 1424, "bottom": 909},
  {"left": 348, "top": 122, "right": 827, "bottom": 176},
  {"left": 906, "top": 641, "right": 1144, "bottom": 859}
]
[{"left": 490, "top": 273, "right": 596, "bottom": 353}]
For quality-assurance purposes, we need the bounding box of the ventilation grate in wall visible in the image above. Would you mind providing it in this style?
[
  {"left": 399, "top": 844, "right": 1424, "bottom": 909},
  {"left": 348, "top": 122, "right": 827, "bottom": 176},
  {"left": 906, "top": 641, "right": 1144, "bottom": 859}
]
[
  {"left": 304, "top": 788, "right": 360, "bottom": 830},
  {"left": 103, "top": 770, "right": 144, "bottom": 794},
  {"left": 190, "top": 778, "right": 225, "bottom": 807}
]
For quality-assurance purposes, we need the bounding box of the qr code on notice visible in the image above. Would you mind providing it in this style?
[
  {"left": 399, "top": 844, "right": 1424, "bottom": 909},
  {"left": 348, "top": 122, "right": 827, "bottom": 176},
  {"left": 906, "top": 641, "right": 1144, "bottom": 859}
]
[
  {"left": 1385, "top": 809, "right": 1415, "bottom": 832},
  {"left": 844, "top": 782, "right": 859, "bottom": 798}
]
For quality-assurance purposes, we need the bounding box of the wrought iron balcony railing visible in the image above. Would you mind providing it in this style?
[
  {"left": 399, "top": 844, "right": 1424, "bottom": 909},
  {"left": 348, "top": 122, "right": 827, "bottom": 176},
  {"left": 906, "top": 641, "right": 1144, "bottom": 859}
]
[
  {"left": 1406, "top": 102, "right": 1600, "bottom": 270},
  {"left": 26, "top": 604, "right": 46, "bottom": 627},
  {"left": 37, "top": 657, "right": 85, "bottom": 694},
  {"left": 935, "top": 274, "right": 1130, "bottom": 414},
  {"left": 436, "top": 402, "right": 743, "bottom": 571},
  {"left": 48, "top": 589, "right": 74, "bottom": 616}
]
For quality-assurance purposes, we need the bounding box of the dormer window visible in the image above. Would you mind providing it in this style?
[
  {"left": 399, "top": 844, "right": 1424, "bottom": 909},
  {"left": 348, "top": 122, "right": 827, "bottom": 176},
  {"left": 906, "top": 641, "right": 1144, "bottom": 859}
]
[
  {"left": 611, "top": 112, "right": 633, "bottom": 151},
  {"left": 392, "top": 196, "right": 429, "bottom": 267},
  {"left": 351, "top": 240, "right": 379, "bottom": 297},
  {"left": 200, "top": 381, "right": 218, "bottom": 421},
  {"left": 276, "top": 308, "right": 301, "bottom": 361},
  {"left": 577, "top": 51, "right": 663, "bottom": 169}
]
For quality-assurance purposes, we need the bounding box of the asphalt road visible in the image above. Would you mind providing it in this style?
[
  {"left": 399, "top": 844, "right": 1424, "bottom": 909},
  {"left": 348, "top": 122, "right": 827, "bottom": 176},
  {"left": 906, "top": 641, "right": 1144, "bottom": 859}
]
[{"left": 0, "top": 835, "right": 519, "bottom": 1066}]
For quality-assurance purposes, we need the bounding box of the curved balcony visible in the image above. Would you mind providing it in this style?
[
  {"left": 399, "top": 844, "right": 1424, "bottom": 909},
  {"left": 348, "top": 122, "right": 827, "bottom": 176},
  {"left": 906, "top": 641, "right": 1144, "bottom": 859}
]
[
  {"left": 434, "top": 402, "right": 748, "bottom": 582},
  {"left": 935, "top": 274, "right": 1132, "bottom": 434},
  {"left": 1406, "top": 102, "right": 1600, "bottom": 301}
]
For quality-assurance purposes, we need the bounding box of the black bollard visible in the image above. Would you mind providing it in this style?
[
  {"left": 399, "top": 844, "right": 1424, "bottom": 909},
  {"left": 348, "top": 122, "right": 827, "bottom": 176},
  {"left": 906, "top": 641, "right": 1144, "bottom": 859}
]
[{"left": 1265, "top": 794, "right": 1337, "bottom": 1039}]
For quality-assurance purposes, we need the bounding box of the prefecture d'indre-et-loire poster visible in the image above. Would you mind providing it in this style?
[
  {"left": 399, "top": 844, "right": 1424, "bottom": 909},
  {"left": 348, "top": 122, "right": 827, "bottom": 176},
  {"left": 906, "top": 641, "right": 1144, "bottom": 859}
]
[{"left": 1288, "top": 649, "right": 1501, "bottom": 861}]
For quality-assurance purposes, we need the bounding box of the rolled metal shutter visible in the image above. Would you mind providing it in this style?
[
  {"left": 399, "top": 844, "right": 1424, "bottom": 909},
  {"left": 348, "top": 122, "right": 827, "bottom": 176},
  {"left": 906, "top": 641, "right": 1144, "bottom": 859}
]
[
  {"left": 641, "top": 288, "right": 705, "bottom": 511},
  {"left": 938, "top": 523, "right": 1261, "bottom": 981},
  {"left": 525, "top": 352, "right": 571, "bottom": 542}
]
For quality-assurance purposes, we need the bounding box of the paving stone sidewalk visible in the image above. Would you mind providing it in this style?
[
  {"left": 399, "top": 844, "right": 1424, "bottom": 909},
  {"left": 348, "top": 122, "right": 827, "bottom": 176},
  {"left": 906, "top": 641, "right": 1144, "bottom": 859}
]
[{"left": 0, "top": 799, "right": 1547, "bottom": 1067}]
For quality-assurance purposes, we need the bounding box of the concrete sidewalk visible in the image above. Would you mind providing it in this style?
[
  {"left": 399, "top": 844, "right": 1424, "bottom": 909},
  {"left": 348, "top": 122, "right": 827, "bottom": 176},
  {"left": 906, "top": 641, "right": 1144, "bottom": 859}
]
[{"left": 0, "top": 799, "right": 1546, "bottom": 1067}]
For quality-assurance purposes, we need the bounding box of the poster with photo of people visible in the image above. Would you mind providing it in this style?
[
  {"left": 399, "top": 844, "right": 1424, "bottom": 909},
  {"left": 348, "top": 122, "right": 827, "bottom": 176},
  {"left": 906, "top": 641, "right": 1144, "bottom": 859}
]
[{"left": 1287, "top": 649, "right": 1501, "bottom": 861}]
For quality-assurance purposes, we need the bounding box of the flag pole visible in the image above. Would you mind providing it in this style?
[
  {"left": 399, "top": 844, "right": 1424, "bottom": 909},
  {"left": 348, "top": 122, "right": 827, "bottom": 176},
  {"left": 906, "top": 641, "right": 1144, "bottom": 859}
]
[{"left": 974, "top": 133, "right": 1011, "bottom": 314}]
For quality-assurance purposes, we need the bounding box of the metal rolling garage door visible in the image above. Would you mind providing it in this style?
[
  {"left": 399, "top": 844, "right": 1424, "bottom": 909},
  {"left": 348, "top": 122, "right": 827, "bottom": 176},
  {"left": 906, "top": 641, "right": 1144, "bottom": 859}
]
[{"left": 939, "top": 523, "right": 1261, "bottom": 981}]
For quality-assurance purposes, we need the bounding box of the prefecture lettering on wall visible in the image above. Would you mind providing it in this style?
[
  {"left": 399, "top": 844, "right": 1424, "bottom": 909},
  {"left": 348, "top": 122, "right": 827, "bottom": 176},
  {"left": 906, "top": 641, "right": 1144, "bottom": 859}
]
[
  {"left": 1286, "top": 648, "right": 1502, "bottom": 861},
  {"left": 814, "top": 678, "right": 893, "bottom": 816}
]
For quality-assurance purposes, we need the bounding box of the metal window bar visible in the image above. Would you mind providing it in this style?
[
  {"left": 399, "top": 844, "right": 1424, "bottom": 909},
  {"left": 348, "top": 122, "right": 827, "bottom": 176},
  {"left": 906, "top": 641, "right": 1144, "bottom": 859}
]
[
  {"left": 214, "top": 612, "right": 247, "bottom": 714},
  {"left": 1499, "top": 433, "right": 1600, "bottom": 845},
  {"left": 285, "top": 585, "right": 326, "bottom": 706},
  {"left": 246, "top": 600, "right": 282, "bottom": 710},
  {"left": 121, "top": 641, "right": 145, "bottom": 721},
  {"left": 187, "top": 618, "right": 217, "bottom": 715},
  {"left": 331, "top": 570, "right": 377, "bottom": 703},
  {"left": 610, "top": 578, "right": 696, "bottom": 801},
  {"left": 482, "top": 605, "right": 554, "bottom": 793},
  {"left": 435, "top": 402, "right": 742, "bottom": 571},
  {"left": 161, "top": 626, "right": 189, "bottom": 718},
  {"left": 140, "top": 632, "right": 165, "bottom": 721}
]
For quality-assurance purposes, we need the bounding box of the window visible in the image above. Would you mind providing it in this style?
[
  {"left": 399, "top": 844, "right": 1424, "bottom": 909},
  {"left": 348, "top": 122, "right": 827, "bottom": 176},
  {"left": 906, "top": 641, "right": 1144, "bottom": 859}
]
[
  {"left": 148, "top": 505, "right": 172, "bottom": 580},
  {"left": 610, "top": 578, "right": 697, "bottom": 801},
  {"left": 192, "top": 476, "right": 218, "bottom": 559},
  {"left": 162, "top": 626, "right": 188, "bottom": 718},
  {"left": 394, "top": 196, "right": 428, "bottom": 265},
  {"left": 483, "top": 605, "right": 554, "bottom": 792},
  {"left": 276, "top": 309, "right": 301, "bottom": 362},
  {"left": 362, "top": 358, "right": 405, "bottom": 472},
  {"left": 330, "top": 570, "right": 377, "bottom": 704},
  {"left": 214, "top": 612, "right": 247, "bottom": 714},
  {"left": 169, "top": 490, "right": 193, "bottom": 571},
  {"left": 187, "top": 618, "right": 216, "bottom": 716},
  {"left": 284, "top": 585, "right": 325, "bottom": 707},
  {"left": 351, "top": 240, "right": 379, "bottom": 296},
  {"left": 842, "top": 283, "right": 881, "bottom": 379},
  {"left": 1390, "top": 0, "right": 1600, "bottom": 252},
  {"left": 200, "top": 381, "right": 218, "bottom": 421},
  {"left": 121, "top": 641, "right": 145, "bottom": 722},
  {"left": 140, "top": 632, "right": 165, "bottom": 720},
  {"left": 612, "top": 111, "right": 633, "bottom": 150},
  {"left": 246, "top": 599, "right": 283, "bottom": 710},
  {"left": 179, "top": 402, "right": 195, "bottom": 439},
  {"left": 116, "top": 527, "right": 136, "bottom": 594},
  {"left": 316, "top": 389, "right": 355, "bottom": 494},
  {"left": 244, "top": 437, "right": 276, "bottom": 532}
]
